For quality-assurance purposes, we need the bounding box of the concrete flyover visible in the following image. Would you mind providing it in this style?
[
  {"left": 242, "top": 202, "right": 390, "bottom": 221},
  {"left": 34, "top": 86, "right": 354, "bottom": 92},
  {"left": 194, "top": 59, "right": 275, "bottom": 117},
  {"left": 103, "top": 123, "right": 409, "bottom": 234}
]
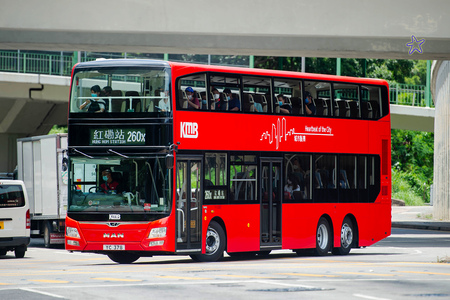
[
  {"left": 1, "top": 0, "right": 450, "bottom": 60},
  {"left": 390, "top": 105, "right": 434, "bottom": 132},
  {"left": 0, "top": 72, "right": 69, "bottom": 172}
]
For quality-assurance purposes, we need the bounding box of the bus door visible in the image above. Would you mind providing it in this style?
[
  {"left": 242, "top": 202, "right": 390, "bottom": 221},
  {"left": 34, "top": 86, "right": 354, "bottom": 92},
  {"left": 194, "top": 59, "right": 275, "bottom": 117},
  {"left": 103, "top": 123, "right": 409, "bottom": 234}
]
[
  {"left": 175, "top": 157, "right": 203, "bottom": 253},
  {"left": 260, "top": 159, "right": 282, "bottom": 247}
]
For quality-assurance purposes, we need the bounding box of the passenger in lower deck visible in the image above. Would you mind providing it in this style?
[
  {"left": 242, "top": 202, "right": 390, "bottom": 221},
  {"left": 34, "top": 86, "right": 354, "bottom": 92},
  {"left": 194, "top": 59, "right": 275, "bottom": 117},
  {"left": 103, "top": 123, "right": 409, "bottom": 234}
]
[{"left": 284, "top": 173, "right": 301, "bottom": 199}]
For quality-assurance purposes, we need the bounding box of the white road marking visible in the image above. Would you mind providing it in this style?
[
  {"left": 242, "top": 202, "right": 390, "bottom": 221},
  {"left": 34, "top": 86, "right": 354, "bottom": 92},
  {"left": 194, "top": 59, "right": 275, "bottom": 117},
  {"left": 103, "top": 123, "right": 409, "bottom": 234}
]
[
  {"left": 20, "top": 288, "right": 65, "bottom": 299},
  {"left": 354, "top": 294, "right": 392, "bottom": 300}
]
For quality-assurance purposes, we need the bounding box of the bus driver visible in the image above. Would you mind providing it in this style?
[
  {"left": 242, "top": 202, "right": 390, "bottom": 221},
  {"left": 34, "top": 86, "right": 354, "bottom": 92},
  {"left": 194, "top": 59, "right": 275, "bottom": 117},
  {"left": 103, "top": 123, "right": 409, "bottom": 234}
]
[{"left": 101, "top": 169, "right": 120, "bottom": 194}]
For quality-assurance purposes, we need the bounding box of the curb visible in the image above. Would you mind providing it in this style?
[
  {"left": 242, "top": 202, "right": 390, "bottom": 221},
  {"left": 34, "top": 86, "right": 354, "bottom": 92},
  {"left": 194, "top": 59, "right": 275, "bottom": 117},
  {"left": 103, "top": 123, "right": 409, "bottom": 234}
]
[{"left": 392, "top": 221, "right": 450, "bottom": 232}]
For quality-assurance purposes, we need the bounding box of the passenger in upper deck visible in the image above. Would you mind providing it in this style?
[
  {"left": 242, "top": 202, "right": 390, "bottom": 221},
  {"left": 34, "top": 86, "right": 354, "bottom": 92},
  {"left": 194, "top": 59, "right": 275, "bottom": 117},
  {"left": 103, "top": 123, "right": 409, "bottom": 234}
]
[
  {"left": 158, "top": 90, "right": 171, "bottom": 112},
  {"left": 304, "top": 91, "right": 316, "bottom": 115},
  {"left": 185, "top": 87, "right": 200, "bottom": 109},
  {"left": 79, "top": 85, "right": 106, "bottom": 113},
  {"left": 277, "top": 94, "right": 292, "bottom": 114},
  {"left": 102, "top": 86, "right": 112, "bottom": 97},
  {"left": 223, "top": 88, "right": 240, "bottom": 111},
  {"left": 211, "top": 88, "right": 226, "bottom": 111}
]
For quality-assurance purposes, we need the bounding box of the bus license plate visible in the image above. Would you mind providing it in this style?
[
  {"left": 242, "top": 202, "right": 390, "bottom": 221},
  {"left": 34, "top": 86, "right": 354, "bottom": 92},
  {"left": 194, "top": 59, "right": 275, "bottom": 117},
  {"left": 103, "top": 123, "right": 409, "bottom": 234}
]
[{"left": 103, "top": 244, "right": 125, "bottom": 251}]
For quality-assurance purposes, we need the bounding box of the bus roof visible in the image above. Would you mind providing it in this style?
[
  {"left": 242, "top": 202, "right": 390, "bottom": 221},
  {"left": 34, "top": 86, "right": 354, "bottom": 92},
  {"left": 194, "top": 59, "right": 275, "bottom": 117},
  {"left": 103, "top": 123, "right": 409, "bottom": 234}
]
[{"left": 73, "top": 59, "right": 388, "bottom": 87}]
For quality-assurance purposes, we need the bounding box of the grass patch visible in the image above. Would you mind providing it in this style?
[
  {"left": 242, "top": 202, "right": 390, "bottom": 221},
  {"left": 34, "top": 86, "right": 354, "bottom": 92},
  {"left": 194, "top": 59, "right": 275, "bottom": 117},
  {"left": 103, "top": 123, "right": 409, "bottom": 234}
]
[
  {"left": 417, "top": 213, "right": 433, "bottom": 220},
  {"left": 392, "top": 168, "right": 426, "bottom": 206}
]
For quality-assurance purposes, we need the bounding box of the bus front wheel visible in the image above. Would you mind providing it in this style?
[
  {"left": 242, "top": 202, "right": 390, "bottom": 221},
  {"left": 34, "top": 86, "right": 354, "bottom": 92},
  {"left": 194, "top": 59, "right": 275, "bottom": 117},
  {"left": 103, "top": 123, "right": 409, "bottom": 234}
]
[
  {"left": 315, "top": 217, "right": 331, "bottom": 256},
  {"left": 107, "top": 252, "right": 140, "bottom": 264},
  {"left": 190, "top": 221, "right": 225, "bottom": 262},
  {"left": 332, "top": 217, "right": 354, "bottom": 255}
]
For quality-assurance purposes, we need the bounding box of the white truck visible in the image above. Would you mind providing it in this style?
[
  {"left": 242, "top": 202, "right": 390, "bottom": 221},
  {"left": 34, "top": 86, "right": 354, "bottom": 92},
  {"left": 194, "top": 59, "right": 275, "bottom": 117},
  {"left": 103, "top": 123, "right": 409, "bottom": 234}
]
[{"left": 17, "top": 134, "right": 68, "bottom": 247}]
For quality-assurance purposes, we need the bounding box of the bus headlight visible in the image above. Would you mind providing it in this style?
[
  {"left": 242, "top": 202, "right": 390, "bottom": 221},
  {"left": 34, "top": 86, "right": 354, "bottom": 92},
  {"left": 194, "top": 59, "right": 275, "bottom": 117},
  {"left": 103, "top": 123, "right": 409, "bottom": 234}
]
[
  {"left": 66, "top": 227, "right": 80, "bottom": 238},
  {"left": 149, "top": 227, "right": 167, "bottom": 238}
]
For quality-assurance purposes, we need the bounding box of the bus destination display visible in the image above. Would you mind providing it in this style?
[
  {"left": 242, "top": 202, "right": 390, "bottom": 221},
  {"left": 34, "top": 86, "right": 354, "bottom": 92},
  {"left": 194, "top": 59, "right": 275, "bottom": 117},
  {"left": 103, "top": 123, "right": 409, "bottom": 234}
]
[{"left": 90, "top": 128, "right": 146, "bottom": 146}]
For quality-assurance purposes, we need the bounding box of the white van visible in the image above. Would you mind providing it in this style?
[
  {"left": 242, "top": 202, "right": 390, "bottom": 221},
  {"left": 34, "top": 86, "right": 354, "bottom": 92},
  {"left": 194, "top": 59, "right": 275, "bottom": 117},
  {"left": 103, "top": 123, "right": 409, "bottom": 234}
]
[{"left": 0, "top": 180, "right": 30, "bottom": 258}]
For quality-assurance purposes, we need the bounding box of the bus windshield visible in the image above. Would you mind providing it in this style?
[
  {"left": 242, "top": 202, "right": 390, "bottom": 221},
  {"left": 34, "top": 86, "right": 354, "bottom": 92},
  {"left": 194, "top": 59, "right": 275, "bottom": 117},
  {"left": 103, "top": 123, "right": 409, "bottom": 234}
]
[
  {"left": 70, "top": 65, "right": 171, "bottom": 115},
  {"left": 68, "top": 156, "right": 171, "bottom": 213}
]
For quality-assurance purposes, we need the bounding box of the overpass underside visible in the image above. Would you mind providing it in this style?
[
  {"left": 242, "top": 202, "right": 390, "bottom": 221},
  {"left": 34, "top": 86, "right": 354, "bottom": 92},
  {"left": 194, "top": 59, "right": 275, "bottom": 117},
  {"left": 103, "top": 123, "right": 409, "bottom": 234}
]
[
  {"left": 0, "top": 72, "right": 68, "bottom": 172},
  {"left": 390, "top": 105, "right": 435, "bottom": 132},
  {"left": 0, "top": 0, "right": 450, "bottom": 60}
]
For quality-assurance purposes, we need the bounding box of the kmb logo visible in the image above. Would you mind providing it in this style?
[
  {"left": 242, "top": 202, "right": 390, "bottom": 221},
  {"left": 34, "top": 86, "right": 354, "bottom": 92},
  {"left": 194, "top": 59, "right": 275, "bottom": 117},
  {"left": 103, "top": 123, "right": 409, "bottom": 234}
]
[{"left": 180, "top": 122, "right": 198, "bottom": 138}]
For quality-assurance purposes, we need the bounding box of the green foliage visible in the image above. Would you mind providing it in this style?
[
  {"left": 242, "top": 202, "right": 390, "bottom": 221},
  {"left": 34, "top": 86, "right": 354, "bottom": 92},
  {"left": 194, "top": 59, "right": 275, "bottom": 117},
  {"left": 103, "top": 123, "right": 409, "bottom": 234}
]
[
  {"left": 391, "top": 129, "right": 433, "bottom": 204},
  {"left": 391, "top": 168, "right": 425, "bottom": 206},
  {"left": 404, "top": 60, "right": 427, "bottom": 85},
  {"left": 48, "top": 125, "right": 68, "bottom": 134},
  {"left": 254, "top": 57, "right": 427, "bottom": 86}
]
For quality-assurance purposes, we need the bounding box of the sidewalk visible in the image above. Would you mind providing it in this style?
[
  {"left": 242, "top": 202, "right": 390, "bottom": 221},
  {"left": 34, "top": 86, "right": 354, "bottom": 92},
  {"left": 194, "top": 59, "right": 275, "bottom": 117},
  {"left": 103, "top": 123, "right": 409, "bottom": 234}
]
[{"left": 391, "top": 205, "right": 450, "bottom": 231}]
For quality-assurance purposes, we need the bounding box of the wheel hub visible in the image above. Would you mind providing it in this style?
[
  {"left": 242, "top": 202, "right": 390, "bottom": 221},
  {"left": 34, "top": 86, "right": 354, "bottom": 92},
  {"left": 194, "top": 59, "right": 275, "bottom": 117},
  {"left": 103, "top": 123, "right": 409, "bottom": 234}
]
[
  {"left": 317, "top": 224, "right": 328, "bottom": 249},
  {"left": 205, "top": 227, "right": 220, "bottom": 254},
  {"left": 340, "top": 223, "right": 353, "bottom": 248}
]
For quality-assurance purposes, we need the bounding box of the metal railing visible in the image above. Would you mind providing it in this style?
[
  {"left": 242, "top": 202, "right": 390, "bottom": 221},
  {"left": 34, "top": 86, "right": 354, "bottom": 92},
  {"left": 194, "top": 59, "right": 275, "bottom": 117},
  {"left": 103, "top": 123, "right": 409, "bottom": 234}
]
[
  {"left": 0, "top": 50, "right": 78, "bottom": 76},
  {"left": 0, "top": 50, "right": 433, "bottom": 107},
  {"left": 389, "top": 83, "right": 432, "bottom": 107}
]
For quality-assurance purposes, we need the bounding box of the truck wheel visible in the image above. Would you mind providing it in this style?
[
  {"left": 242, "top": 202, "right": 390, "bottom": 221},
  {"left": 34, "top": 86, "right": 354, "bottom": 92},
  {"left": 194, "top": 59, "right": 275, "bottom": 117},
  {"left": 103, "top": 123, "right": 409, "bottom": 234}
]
[
  {"left": 15, "top": 245, "right": 26, "bottom": 258},
  {"left": 107, "top": 252, "right": 140, "bottom": 264},
  {"left": 44, "top": 221, "right": 52, "bottom": 248}
]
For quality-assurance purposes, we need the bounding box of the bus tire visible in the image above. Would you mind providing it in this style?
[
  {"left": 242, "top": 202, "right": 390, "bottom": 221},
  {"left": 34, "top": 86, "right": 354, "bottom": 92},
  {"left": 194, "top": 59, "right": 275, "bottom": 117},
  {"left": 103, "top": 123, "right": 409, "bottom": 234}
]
[
  {"left": 190, "top": 221, "right": 225, "bottom": 262},
  {"left": 107, "top": 252, "right": 140, "bottom": 264},
  {"left": 315, "top": 217, "right": 331, "bottom": 256},
  {"left": 332, "top": 217, "right": 354, "bottom": 256},
  {"left": 15, "top": 245, "right": 26, "bottom": 258}
]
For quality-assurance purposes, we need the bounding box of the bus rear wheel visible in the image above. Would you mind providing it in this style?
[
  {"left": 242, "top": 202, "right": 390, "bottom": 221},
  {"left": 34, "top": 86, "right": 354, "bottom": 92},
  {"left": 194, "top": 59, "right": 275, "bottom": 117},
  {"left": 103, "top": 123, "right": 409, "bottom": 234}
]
[
  {"left": 190, "top": 221, "right": 225, "bottom": 262},
  {"left": 332, "top": 217, "right": 354, "bottom": 255},
  {"left": 107, "top": 252, "right": 140, "bottom": 264},
  {"left": 315, "top": 217, "right": 331, "bottom": 256}
]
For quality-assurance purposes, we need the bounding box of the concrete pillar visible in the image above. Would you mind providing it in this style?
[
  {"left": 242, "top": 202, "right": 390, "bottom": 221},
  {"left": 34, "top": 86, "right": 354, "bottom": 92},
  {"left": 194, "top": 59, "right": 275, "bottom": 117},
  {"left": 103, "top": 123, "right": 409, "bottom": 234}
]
[
  {"left": 0, "top": 133, "right": 25, "bottom": 173},
  {"left": 431, "top": 61, "right": 450, "bottom": 220}
]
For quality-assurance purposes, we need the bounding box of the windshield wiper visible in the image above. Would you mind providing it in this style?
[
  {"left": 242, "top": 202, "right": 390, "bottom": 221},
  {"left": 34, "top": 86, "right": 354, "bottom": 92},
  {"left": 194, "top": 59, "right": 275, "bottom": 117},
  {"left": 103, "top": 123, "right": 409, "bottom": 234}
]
[
  {"left": 108, "top": 149, "right": 129, "bottom": 159},
  {"left": 72, "top": 148, "right": 94, "bottom": 159}
]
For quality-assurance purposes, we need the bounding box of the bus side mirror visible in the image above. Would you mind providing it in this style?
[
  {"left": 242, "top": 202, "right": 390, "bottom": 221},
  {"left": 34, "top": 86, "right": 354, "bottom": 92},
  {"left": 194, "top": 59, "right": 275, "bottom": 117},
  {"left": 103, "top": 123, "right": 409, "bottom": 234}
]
[{"left": 165, "top": 154, "right": 174, "bottom": 169}]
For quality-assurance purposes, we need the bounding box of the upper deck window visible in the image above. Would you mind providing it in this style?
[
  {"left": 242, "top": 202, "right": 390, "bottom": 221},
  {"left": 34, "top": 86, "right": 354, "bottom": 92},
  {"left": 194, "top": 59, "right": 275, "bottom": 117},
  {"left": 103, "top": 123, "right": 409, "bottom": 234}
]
[
  {"left": 174, "top": 70, "right": 389, "bottom": 120},
  {"left": 70, "top": 66, "right": 171, "bottom": 116}
]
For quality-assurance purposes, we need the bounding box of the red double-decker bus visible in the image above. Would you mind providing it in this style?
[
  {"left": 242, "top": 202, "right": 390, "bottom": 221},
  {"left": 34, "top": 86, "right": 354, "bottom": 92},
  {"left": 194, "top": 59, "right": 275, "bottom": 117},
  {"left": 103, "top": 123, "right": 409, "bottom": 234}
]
[{"left": 65, "top": 59, "right": 391, "bottom": 263}]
